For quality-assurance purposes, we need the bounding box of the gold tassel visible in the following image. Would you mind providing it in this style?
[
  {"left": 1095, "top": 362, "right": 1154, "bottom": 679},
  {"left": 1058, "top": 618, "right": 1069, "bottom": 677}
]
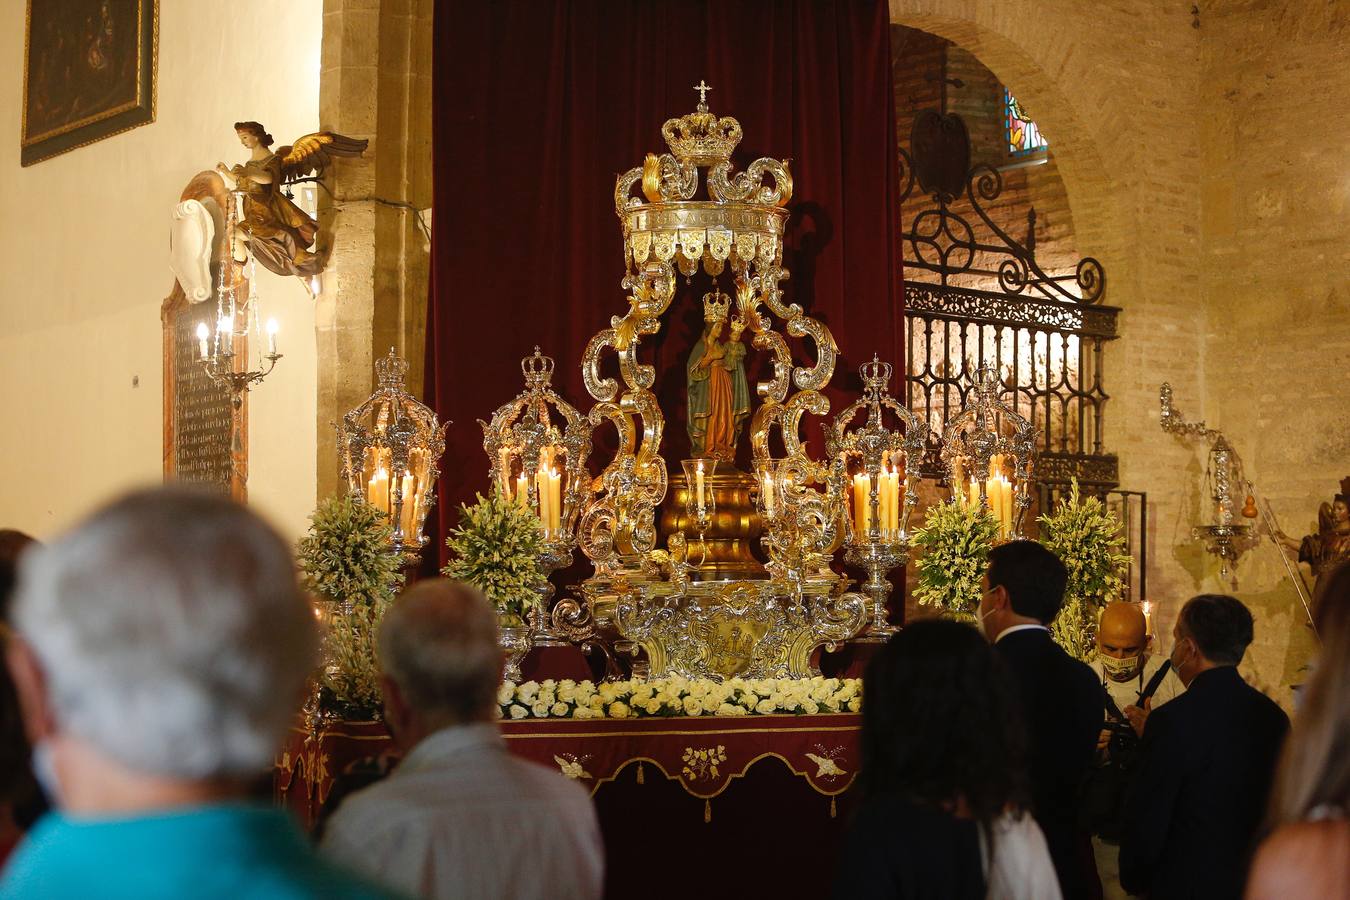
[
  {"left": 704, "top": 799, "right": 712, "bottom": 823},
  {"left": 637, "top": 762, "right": 645, "bottom": 785},
  {"left": 830, "top": 796, "right": 837, "bottom": 818}
]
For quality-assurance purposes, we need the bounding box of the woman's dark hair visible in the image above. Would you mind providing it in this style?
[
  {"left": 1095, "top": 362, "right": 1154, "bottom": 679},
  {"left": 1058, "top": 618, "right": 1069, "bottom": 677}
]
[
  {"left": 233, "top": 120, "right": 274, "bottom": 147},
  {"left": 860, "top": 619, "right": 1030, "bottom": 831}
]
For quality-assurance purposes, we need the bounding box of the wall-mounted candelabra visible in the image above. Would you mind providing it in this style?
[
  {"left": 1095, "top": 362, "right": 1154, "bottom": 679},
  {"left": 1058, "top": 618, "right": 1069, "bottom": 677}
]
[
  {"left": 1159, "top": 383, "right": 1263, "bottom": 587},
  {"left": 196, "top": 199, "right": 282, "bottom": 493}
]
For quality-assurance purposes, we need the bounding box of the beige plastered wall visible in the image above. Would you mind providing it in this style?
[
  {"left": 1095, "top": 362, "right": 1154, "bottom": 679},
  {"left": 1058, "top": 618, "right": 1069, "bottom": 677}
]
[
  {"left": 891, "top": 0, "right": 1346, "bottom": 705},
  {"left": 0, "top": 0, "right": 322, "bottom": 541}
]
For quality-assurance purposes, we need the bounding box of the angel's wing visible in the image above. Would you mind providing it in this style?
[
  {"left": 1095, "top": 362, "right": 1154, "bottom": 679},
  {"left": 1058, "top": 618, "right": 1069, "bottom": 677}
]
[{"left": 275, "top": 132, "right": 369, "bottom": 184}]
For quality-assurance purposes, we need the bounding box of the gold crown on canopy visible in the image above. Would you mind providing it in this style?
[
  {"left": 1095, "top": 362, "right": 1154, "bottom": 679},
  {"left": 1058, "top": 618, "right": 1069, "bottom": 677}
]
[
  {"left": 703, "top": 289, "right": 731, "bottom": 324},
  {"left": 522, "top": 346, "right": 556, "bottom": 388},
  {"left": 860, "top": 355, "right": 894, "bottom": 398},
  {"left": 662, "top": 81, "right": 743, "bottom": 166},
  {"left": 375, "top": 346, "right": 410, "bottom": 387}
]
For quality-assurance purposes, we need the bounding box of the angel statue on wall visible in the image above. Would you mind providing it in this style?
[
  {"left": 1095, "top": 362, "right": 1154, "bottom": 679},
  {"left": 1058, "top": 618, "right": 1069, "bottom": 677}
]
[
  {"left": 1279, "top": 476, "right": 1350, "bottom": 598},
  {"left": 214, "top": 121, "right": 368, "bottom": 279}
]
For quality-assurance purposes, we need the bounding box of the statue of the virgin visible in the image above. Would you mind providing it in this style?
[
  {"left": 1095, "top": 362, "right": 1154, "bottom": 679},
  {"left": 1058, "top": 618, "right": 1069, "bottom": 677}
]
[{"left": 686, "top": 289, "right": 751, "bottom": 461}]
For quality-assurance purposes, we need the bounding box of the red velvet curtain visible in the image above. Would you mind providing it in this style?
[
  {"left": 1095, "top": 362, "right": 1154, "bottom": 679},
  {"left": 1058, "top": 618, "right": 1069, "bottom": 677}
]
[{"left": 427, "top": 0, "right": 902, "bottom": 561}]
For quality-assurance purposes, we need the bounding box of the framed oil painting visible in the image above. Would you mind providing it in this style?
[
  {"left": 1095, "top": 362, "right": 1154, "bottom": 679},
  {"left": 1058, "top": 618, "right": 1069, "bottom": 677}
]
[{"left": 21, "top": 0, "right": 158, "bottom": 166}]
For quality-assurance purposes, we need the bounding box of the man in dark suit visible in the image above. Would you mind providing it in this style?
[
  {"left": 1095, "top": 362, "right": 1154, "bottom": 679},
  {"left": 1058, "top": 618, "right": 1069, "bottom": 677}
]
[
  {"left": 1119, "top": 594, "right": 1289, "bottom": 899},
  {"left": 980, "top": 541, "right": 1104, "bottom": 899}
]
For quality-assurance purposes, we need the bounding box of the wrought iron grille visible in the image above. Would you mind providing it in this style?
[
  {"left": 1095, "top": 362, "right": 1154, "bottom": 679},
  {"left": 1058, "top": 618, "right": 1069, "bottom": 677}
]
[{"left": 898, "top": 110, "right": 1121, "bottom": 501}]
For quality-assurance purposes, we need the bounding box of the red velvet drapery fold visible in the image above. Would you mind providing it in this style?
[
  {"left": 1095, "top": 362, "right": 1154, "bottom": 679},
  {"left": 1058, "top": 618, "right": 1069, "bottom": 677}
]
[{"left": 426, "top": 0, "right": 903, "bottom": 561}]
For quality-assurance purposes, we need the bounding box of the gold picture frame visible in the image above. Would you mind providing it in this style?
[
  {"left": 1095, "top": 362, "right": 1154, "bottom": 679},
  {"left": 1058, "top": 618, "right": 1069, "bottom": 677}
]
[{"left": 21, "top": 0, "right": 158, "bottom": 166}]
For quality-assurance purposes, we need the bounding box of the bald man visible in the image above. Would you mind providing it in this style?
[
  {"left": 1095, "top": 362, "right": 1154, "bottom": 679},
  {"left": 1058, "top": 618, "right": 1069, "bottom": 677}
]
[
  {"left": 321, "top": 579, "right": 603, "bottom": 900},
  {"left": 1086, "top": 602, "right": 1184, "bottom": 900}
]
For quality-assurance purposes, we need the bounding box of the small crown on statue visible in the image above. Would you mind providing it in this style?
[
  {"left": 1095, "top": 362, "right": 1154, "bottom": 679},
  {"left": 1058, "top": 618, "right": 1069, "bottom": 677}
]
[
  {"left": 703, "top": 290, "right": 731, "bottom": 324},
  {"left": 375, "top": 346, "right": 410, "bottom": 387},
  {"left": 860, "top": 355, "right": 893, "bottom": 397},
  {"left": 662, "top": 81, "right": 744, "bottom": 166},
  {"left": 521, "top": 346, "right": 556, "bottom": 388}
]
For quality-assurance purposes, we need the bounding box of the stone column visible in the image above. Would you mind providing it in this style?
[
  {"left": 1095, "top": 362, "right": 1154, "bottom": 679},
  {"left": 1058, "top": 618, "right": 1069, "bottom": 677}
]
[{"left": 316, "top": 0, "right": 433, "bottom": 498}]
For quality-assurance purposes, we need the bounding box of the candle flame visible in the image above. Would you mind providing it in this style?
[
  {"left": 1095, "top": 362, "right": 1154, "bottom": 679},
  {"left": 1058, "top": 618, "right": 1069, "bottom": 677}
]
[
  {"left": 196, "top": 322, "right": 209, "bottom": 340},
  {"left": 266, "top": 317, "right": 279, "bottom": 335}
]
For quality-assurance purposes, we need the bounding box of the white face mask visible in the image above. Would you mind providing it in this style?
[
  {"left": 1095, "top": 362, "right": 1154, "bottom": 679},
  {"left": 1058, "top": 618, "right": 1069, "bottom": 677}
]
[
  {"left": 29, "top": 740, "right": 61, "bottom": 806},
  {"left": 974, "top": 603, "right": 996, "bottom": 641},
  {"left": 1098, "top": 651, "right": 1142, "bottom": 680}
]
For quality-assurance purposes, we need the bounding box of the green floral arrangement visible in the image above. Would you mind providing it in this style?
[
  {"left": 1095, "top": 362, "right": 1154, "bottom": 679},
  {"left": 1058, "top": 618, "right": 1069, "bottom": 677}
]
[
  {"left": 498, "top": 676, "right": 862, "bottom": 720},
  {"left": 911, "top": 498, "right": 1001, "bottom": 618},
  {"left": 442, "top": 489, "right": 545, "bottom": 626},
  {"left": 1038, "top": 480, "right": 1132, "bottom": 660},
  {"left": 296, "top": 495, "right": 405, "bottom": 716}
]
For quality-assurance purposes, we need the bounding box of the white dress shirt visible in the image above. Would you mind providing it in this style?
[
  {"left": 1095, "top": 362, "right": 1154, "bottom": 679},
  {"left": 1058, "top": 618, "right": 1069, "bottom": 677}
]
[
  {"left": 993, "top": 623, "right": 1049, "bottom": 643},
  {"left": 321, "top": 722, "right": 604, "bottom": 900},
  {"left": 980, "top": 811, "right": 1063, "bottom": 900}
]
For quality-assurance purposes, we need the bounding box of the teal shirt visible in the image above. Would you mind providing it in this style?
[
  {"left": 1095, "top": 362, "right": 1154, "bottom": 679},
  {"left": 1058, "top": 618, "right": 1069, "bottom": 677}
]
[{"left": 0, "top": 804, "right": 402, "bottom": 899}]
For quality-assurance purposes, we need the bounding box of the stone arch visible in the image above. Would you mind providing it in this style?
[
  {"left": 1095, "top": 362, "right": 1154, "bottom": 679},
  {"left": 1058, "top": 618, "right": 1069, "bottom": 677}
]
[{"left": 888, "top": 3, "right": 1136, "bottom": 304}]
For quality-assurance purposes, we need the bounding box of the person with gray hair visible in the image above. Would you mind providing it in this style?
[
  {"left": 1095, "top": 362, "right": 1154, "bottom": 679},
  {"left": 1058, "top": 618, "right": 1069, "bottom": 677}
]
[
  {"left": 0, "top": 487, "right": 397, "bottom": 898},
  {"left": 321, "top": 578, "right": 604, "bottom": 900}
]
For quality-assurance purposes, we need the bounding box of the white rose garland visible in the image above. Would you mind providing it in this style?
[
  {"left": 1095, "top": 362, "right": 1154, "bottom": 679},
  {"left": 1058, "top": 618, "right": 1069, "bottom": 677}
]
[{"left": 496, "top": 676, "right": 862, "bottom": 720}]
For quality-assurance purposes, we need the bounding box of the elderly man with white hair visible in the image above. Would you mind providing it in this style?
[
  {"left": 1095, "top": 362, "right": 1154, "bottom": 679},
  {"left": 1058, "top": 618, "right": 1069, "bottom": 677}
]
[
  {"left": 321, "top": 579, "right": 604, "bottom": 900},
  {"left": 1, "top": 487, "right": 397, "bottom": 899}
]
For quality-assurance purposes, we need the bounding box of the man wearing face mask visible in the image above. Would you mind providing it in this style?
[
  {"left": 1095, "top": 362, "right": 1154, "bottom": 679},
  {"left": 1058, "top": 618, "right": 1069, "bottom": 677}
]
[
  {"left": 978, "top": 541, "right": 1104, "bottom": 899},
  {"left": 1083, "top": 601, "right": 1185, "bottom": 899},
  {"left": 1119, "top": 594, "right": 1289, "bottom": 900}
]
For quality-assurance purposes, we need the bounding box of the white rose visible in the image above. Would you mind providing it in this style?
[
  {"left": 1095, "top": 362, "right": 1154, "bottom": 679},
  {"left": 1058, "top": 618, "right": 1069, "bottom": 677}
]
[
  {"left": 598, "top": 683, "right": 619, "bottom": 704},
  {"left": 715, "top": 703, "right": 739, "bottom": 717},
  {"left": 537, "top": 689, "right": 556, "bottom": 707},
  {"left": 588, "top": 694, "right": 606, "bottom": 710},
  {"left": 846, "top": 698, "right": 861, "bottom": 713},
  {"left": 497, "top": 683, "right": 515, "bottom": 706},
  {"left": 540, "top": 679, "right": 557, "bottom": 691},
  {"left": 801, "top": 699, "right": 819, "bottom": 715},
  {"left": 755, "top": 699, "right": 777, "bottom": 715},
  {"left": 550, "top": 701, "right": 569, "bottom": 717},
  {"left": 683, "top": 697, "right": 704, "bottom": 717},
  {"left": 608, "top": 701, "right": 631, "bottom": 719},
  {"left": 574, "top": 683, "right": 596, "bottom": 704},
  {"left": 557, "top": 682, "right": 578, "bottom": 703},
  {"left": 822, "top": 697, "right": 841, "bottom": 713},
  {"left": 509, "top": 704, "right": 528, "bottom": 719},
  {"left": 739, "top": 693, "right": 758, "bottom": 710},
  {"left": 644, "top": 699, "right": 663, "bottom": 715},
  {"left": 531, "top": 702, "right": 550, "bottom": 718},
  {"left": 572, "top": 706, "right": 593, "bottom": 719},
  {"left": 517, "top": 681, "right": 540, "bottom": 702}
]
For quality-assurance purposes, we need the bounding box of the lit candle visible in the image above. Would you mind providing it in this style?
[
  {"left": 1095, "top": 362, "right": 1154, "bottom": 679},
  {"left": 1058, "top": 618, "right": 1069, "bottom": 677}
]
[
  {"left": 1142, "top": 601, "right": 1153, "bottom": 636},
  {"left": 695, "top": 459, "right": 706, "bottom": 511},
  {"left": 515, "top": 472, "right": 530, "bottom": 507},
  {"left": 762, "top": 472, "right": 776, "bottom": 517},
  {"left": 548, "top": 467, "right": 561, "bottom": 534},
  {"left": 536, "top": 464, "right": 550, "bottom": 536},
  {"left": 878, "top": 466, "right": 892, "bottom": 538},
  {"left": 952, "top": 458, "right": 965, "bottom": 502},
  {"left": 368, "top": 467, "right": 390, "bottom": 514},
  {"left": 266, "top": 318, "right": 279, "bottom": 355},
  {"left": 196, "top": 322, "right": 210, "bottom": 360},
  {"left": 1000, "top": 477, "right": 1014, "bottom": 538},
  {"left": 398, "top": 471, "right": 416, "bottom": 536},
  {"left": 853, "top": 473, "right": 870, "bottom": 535},
  {"left": 887, "top": 465, "right": 900, "bottom": 534}
]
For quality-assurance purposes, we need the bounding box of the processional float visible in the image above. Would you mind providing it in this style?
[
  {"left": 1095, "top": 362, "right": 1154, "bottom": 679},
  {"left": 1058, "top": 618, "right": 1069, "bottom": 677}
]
[{"left": 469, "top": 85, "right": 1037, "bottom": 680}]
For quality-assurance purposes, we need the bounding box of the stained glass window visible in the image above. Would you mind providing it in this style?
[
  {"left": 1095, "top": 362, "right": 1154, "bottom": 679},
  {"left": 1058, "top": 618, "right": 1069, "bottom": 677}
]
[{"left": 1005, "top": 89, "right": 1047, "bottom": 156}]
